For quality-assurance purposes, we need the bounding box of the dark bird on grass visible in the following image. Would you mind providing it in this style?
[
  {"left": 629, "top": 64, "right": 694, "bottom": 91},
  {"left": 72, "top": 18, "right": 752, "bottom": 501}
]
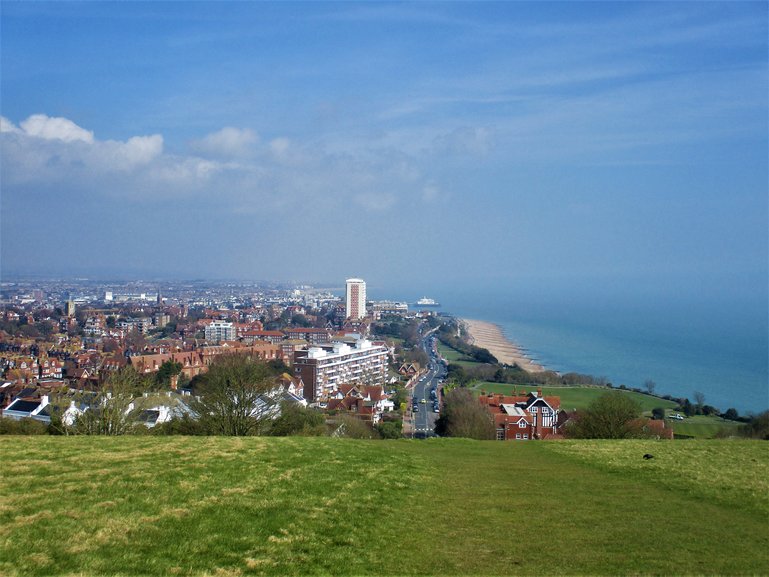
[{"left": 643, "top": 454, "right": 654, "bottom": 460}]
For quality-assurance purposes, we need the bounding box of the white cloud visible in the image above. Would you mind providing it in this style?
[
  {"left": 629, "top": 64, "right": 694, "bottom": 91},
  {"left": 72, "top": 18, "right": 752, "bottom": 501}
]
[
  {"left": 0, "top": 116, "right": 22, "bottom": 134},
  {"left": 190, "top": 127, "right": 258, "bottom": 158},
  {"left": 1, "top": 113, "right": 438, "bottom": 216},
  {"left": 19, "top": 114, "right": 94, "bottom": 143},
  {"left": 1, "top": 114, "right": 171, "bottom": 189}
]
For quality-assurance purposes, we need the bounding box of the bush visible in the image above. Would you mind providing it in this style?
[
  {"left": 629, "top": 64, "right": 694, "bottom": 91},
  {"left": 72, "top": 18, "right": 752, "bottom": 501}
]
[
  {"left": 334, "top": 415, "right": 378, "bottom": 439},
  {"left": 651, "top": 407, "right": 666, "bottom": 420},
  {"left": 376, "top": 419, "right": 403, "bottom": 439},
  {"left": 566, "top": 392, "right": 643, "bottom": 439},
  {"left": 740, "top": 411, "right": 769, "bottom": 440},
  {"left": 435, "top": 388, "right": 495, "bottom": 440},
  {"left": 152, "top": 415, "right": 209, "bottom": 435},
  {"left": 0, "top": 417, "right": 48, "bottom": 435},
  {"left": 270, "top": 403, "right": 326, "bottom": 436}
]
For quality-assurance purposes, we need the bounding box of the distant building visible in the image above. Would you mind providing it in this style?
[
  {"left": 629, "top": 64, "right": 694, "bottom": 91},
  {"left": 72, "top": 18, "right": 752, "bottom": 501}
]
[
  {"left": 370, "top": 301, "right": 408, "bottom": 319},
  {"left": 293, "top": 338, "right": 387, "bottom": 403},
  {"left": 205, "top": 320, "right": 236, "bottom": 343},
  {"left": 345, "top": 278, "right": 366, "bottom": 320},
  {"left": 117, "top": 317, "right": 153, "bottom": 335},
  {"left": 283, "top": 327, "right": 331, "bottom": 345}
]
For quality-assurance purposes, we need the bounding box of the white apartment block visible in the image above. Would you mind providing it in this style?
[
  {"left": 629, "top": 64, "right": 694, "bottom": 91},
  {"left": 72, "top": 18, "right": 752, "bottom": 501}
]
[
  {"left": 293, "top": 338, "right": 387, "bottom": 403},
  {"left": 205, "top": 320, "right": 236, "bottom": 343}
]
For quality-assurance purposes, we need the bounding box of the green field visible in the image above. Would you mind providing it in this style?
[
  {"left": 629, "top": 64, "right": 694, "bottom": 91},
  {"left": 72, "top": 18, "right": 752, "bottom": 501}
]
[
  {"left": 669, "top": 413, "right": 743, "bottom": 438},
  {"left": 1, "top": 437, "right": 767, "bottom": 576},
  {"left": 471, "top": 381, "right": 678, "bottom": 412},
  {"left": 436, "top": 341, "right": 479, "bottom": 367}
]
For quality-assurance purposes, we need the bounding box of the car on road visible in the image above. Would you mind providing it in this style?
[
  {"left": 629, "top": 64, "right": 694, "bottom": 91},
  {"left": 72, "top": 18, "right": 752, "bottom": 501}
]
[{"left": 420, "top": 398, "right": 426, "bottom": 404}]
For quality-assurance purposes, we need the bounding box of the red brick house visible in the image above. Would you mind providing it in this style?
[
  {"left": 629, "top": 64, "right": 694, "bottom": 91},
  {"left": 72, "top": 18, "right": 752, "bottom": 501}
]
[
  {"left": 326, "top": 384, "right": 394, "bottom": 424},
  {"left": 479, "top": 390, "right": 562, "bottom": 440}
]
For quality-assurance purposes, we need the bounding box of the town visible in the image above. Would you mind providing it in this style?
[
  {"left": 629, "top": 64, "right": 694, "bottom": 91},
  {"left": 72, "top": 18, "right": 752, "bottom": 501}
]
[
  {"left": 1, "top": 277, "right": 491, "bottom": 437},
  {"left": 0, "top": 275, "right": 580, "bottom": 440}
]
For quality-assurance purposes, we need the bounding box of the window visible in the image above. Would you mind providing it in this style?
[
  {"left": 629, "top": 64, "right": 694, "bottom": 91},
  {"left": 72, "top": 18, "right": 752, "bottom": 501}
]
[
  {"left": 519, "top": 421, "right": 526, "bottom": 428},
  {"left": 516, "top": 433, "right": 521, "bottom": 439},
  {"left": 523, "top": 434, "right": 529, "bottom": 439},
  {"left": 496, "top": 429, "right": 505, "bottom": 441},
  {"left": 541, "top": 407, "right": 550, "bottom": 415},
  {"left": 530, "top": 406, "right": 538, "bottom": 413}
]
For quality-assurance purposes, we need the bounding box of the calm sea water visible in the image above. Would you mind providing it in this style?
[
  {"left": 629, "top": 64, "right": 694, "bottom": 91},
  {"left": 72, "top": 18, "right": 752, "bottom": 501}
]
[{"left": 393, "top": 286, "right": 768, "bottom": 415}]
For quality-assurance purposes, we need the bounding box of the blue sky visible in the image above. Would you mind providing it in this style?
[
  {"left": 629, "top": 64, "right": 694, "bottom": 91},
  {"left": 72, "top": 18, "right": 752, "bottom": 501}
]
[{"left": 1, "top": 1, "right": 766, "bottom": 300}]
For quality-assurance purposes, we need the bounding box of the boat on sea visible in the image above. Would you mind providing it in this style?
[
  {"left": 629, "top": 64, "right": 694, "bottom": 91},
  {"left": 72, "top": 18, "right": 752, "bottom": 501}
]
[{"left": 414, "top": 297, "right": 441, "bottom": 307}]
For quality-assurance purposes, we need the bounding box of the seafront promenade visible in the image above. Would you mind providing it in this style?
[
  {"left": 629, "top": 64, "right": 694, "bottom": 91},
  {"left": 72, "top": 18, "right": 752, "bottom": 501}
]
[{"left": 461, "top": 319, "right": 546, "bottom": 373}]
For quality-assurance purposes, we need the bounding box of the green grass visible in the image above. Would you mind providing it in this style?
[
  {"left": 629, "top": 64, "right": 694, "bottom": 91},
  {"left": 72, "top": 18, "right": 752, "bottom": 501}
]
[
  {"left": 436, "top": 341, "right": 479, "bottom": 367},
  {"left": 669, "top": 414, "right": 742, "bottom": 438},
  {"left": 542, "top": 439, "right": 769, "bottom": 516},
  {"left": 472, "top": 381, "right": 679, "bottom": 412},
  {"left": 1, "top": 436, "right": 767, "bottom": 576}
]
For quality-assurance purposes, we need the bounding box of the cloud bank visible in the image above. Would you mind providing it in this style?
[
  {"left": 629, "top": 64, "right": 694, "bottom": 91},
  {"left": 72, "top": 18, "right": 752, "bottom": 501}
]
[{"left": 1, "top": 114, "right": 435, "bottom": 216}]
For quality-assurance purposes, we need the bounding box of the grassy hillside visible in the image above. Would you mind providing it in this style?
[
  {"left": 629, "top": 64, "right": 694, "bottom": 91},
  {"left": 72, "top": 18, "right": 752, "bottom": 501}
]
[
  {"left": 470, "top": 381, "right": 679, "bottom": 412},
  {"left": 1, "top": 437, "right": 767, "bottom": 576}
]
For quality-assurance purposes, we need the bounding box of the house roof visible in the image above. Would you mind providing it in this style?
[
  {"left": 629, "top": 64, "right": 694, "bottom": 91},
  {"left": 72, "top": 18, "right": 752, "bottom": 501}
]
[{"left": 5, "top": 399, "right": 41, "bottom": 413}]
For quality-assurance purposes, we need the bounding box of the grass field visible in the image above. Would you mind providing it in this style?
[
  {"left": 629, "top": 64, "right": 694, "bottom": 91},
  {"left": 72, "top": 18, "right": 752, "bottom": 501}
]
[
  {"left": 669, "top": 414, "right": 742, "bottom": 438},
  {"left": 436, "top": 341, "right": 479, "bottom": 367},
  {"left": 1, "top": 436, "right": 767, "bottom": 576},
  {"left": 470, "top": 381, "right": 678, "bottom": 412}
]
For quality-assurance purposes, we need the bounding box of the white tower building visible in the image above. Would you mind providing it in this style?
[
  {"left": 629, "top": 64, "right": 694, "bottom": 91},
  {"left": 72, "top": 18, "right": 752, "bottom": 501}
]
[{"left": 345, "top": 278, "right": 367, "bottom": 320}]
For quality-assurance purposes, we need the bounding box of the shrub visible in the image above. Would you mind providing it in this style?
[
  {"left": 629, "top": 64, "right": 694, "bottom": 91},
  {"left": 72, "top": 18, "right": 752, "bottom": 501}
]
[
  {"left": 566, "top": 392, "right": 642, "bottom": 439},
  {"left": 0, "top": 417, "right": 48, "bottom": 435}
]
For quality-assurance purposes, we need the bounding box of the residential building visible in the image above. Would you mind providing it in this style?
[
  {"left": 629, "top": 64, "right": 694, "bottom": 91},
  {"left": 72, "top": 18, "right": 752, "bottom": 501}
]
[
  {"left": 479, "top": 390, "right": 562, "bottom": 440},
  {"left": 326, "top": 383, "right": 394, "bottom": 423},
  {"left": 129, "top": 342, "right": 281, "bottom": 384},
  {"left": 205, "top": 320, "right": 236, "bottom": 343},
  {"left": 283, "top": 327, "right": 331, "bottom": 345},
  {"left": 293, "top": 338, "right": 387, "bottom": 403},
  {"left": 345, "top": 278, "right": 366, "bottom": 320}
]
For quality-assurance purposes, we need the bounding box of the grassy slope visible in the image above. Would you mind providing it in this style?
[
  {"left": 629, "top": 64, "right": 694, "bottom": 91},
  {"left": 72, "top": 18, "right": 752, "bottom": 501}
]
[
  {"left": 436, "top": 342, "right": 479, "bottom": 367},
  {"left": 669, "top": 414, "right": 742, "bottom": 438},
  {"left": 1, "top": 437, "right": 767, "bottom": 576},
  {"left": 470, "top": 381, "right": 678, "bottom": 412}
]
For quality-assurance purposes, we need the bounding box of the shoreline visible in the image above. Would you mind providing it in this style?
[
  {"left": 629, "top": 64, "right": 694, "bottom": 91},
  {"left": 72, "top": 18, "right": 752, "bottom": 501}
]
[{"left": 461, "top": 318, "right": 548, "bottom": 373}]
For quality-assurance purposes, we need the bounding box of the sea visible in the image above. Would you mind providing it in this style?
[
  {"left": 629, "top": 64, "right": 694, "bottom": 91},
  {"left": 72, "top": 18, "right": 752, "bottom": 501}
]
[{"left": 392, "top": 285, "right": 768, "bottom": 415}]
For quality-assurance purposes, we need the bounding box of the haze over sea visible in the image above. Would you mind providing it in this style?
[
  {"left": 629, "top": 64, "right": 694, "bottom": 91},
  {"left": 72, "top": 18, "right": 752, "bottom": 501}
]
[{"left": 388, "top": 280, "right": 768, "bottom": 415}]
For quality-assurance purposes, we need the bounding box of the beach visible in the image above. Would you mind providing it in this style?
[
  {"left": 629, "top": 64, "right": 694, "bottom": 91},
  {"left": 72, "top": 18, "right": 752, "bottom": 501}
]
[{"left": 461, "top": 318, "right": 547, "bottom": 373}]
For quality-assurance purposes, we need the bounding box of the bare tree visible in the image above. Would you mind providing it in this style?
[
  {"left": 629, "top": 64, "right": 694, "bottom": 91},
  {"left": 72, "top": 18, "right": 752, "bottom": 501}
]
[
  {"left": 694, "top": 391, "right": 706, "bottom": 410},
  {"left": 192, "top": 354, "right": 278, "bottom": 436},
  {"left": 644, "top": 379, "right": 656, "bottom": 395},
  {"left": 72, "top": 367, "right": 143, "bottom": 435}
]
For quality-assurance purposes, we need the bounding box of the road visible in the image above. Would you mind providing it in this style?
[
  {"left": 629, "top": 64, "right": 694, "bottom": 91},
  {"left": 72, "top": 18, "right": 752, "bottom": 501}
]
[{"left": 410, "top": 327, "right": 447, "bottom": 438}]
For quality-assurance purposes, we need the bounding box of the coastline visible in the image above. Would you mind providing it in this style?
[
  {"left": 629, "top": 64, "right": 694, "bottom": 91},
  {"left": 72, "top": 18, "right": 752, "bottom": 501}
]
[{"left": 461, "top": 318, "right": 547, "bottom": 373}]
